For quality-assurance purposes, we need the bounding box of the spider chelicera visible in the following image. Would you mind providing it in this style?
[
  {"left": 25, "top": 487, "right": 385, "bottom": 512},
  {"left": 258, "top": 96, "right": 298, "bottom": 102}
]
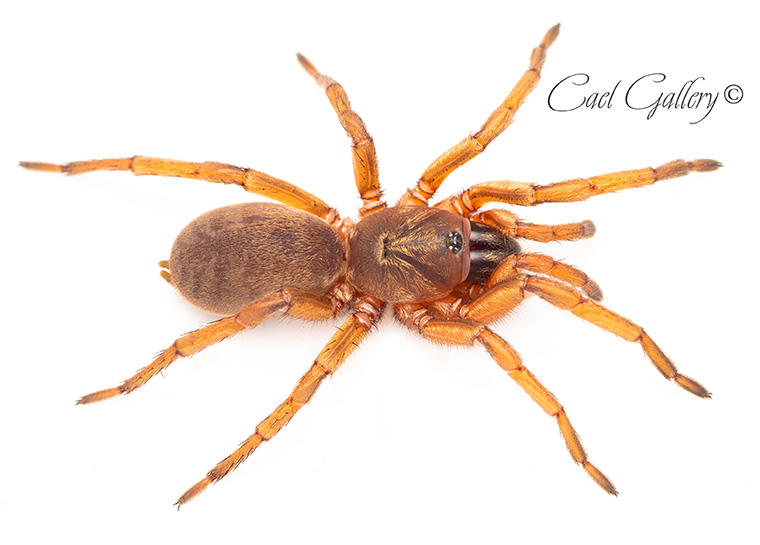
[{"left": 21, "top": 24, "right": 719, "bottom": 507}]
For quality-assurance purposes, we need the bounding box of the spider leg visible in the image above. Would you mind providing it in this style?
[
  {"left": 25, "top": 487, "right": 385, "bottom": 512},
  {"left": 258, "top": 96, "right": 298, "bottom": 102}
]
[
  {"left": 398, "top": 24, "right": 560, "bottom": 206},
  {"left": 524, "top": 274, "right": 710, "bottom": 398},
  {"left": 457, "top": 276, "right": 526, "bottom": 324},
  {"left": 397, "top": 254, "right": 600, "bottom": 328},
  {"left": 395, "top": 305, "right": 617, "bottom": 495},
  {"left": 19, "top": 157, "right": 338, "bottom": 222},
  {"left": 434, "top": 158, "right": 721, "bottom": 213},
  {"left": 404, "top": 252, "right": 600, "bottom": 328},
  {"left": 462, "top": 208, "right": 596, "bottom": 244},
  {"left": 77, "top": 289, "right": 342, "bottom": 404},
  {"left": 297, "top": 54, "right": 385, "bottom": 217},
  {"left": 487, "top": 254, "right": 603, "bottom": 301},
  {"left": 175, "top": 299, "right": 384, "bottom": 508}
]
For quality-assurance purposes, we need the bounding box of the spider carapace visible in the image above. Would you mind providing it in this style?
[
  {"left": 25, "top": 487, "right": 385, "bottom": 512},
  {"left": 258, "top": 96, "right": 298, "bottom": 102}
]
[{"left": 21, "top": 24, "right": 719, "bottom": 507}]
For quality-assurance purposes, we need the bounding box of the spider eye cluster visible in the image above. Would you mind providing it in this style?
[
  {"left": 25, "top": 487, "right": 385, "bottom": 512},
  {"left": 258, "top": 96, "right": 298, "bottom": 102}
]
[{"left": 447, "top": 230, "right": 463, "bottom": 253}]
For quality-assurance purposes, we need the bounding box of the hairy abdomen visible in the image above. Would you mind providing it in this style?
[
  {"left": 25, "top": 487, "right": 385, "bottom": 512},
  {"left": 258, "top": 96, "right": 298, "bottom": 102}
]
[{"left": 170, "top": 203, "right": 347, "bottom": 315}]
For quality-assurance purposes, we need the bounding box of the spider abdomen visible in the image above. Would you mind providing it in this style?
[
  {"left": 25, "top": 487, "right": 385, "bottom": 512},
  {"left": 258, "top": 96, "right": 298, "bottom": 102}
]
[{"left": 169, "top": 202, "right": 347, "bottom": 315}]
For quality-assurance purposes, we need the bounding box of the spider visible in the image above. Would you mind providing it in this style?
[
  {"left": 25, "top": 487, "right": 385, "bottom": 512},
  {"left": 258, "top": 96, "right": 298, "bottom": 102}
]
[{"left": 21, "top": 24, "right": 719, "bottom": 508}]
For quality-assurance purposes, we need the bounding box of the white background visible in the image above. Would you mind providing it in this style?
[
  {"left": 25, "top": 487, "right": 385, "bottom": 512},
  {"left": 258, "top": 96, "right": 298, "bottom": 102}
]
[{"left": 2, "top": 1, "right": 757, "bottom": 543}]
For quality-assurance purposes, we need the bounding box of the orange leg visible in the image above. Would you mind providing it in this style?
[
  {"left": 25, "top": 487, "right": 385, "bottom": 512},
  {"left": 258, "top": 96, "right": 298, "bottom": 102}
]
[
  {"left": 176, "top": 300, "right": 383, "bottom": 508},
  {"left": 434, "top": 159, "right": 721, "bottom": 213},
  {"left": 485, "top": 253, "right": 603, "bottom": 301},
  {"left": 458, "top": 276, "right": 526, "bottom": 324},
  {"left": 398, "top": 311, "right": 617, "bottom": 496},
  {"left": 406, "top": 254, "right": 599, "bottom": 326},
  {"left": 464, "top": 208, "right": 596, "bottom": 244},
  {"left": 523, "top": 275, "right": 710, "bottom": 398},
  {"left": 77, "top": 289, "right": 340, "bottom": 404},
  {"left": 393, "top": 255, "right": 601, "bottom": 328},
  {"left": 297, "top": 54, "right": 385, "bottom": 216},
  {"left": 398, "top": 24, "right": 560, "bottom": 206},
  {"left": 19, "top": 157, "right": 337, "bottom": 222}
]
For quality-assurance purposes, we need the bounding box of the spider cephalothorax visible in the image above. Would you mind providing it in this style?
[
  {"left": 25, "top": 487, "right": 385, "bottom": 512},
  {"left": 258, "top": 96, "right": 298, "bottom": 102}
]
[
  {"left": 348, "top": 206, "right": 471, "bottom": 301},
  {"left": 21, "top": 24, "right": 719, "bottom": 507}
]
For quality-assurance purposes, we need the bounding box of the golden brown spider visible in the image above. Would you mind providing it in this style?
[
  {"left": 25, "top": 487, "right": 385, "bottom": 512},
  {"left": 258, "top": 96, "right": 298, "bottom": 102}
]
[{"left": 21, "top": 24, "right": 719, "bottom": 508}]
